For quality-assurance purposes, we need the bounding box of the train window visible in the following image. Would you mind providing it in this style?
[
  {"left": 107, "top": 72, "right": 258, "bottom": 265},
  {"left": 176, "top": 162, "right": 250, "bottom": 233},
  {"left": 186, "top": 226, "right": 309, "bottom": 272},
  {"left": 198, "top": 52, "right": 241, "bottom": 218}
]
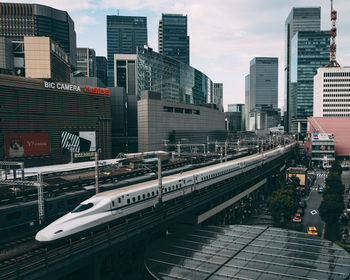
[
  {"left": 147, "top": 193, "right": 150, "bottom": 198},
  {"left": 127, "top": 199, "right": 130, "bottom": 204},
  {"left": 132, "top": 197, "right": 136, "bottom": 202},
  {"left": 72, "top": 203, "right": 94, "bottom": 213},
  {"left": 175, "top": 184, "right": 178, "bottom": 188},
  {"left": 152, "top": 191, "right": 154, "bottom": 196},
  {"left": 143, "top": 194, "right": 146, "bottom": 199},
  {"left": 112, "top": 201, "right": 115, "bottom": 207},
  {"left": 172, "top": 186, "right": 174, "bottom": 190},
  {"left": 165, "top": 188, "right": 167, "bottom": 192},
  {"left": 138, "top": 195, "right": 141, "bottom": 201},
  {"left": 118, "top": 198, "right": 121, "bottom": 203},
  {"left": 156, "top": 190, "right": 159, "bottom": 194}
]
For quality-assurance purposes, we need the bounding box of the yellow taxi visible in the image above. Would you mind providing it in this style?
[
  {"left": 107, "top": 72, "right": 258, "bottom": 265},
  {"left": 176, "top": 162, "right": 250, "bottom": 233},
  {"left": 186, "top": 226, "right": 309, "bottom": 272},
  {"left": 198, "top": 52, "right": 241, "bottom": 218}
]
[{"left": 307, "top": 226, "right": 318, "bottom": 236}]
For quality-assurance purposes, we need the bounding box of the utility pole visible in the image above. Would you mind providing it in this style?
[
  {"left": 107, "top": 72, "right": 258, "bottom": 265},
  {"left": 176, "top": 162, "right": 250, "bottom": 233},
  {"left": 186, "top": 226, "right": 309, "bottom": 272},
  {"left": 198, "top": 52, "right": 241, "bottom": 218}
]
[
  {"left": 158, "top": 157, "right": 162, "bottom": 204},
  {"left": 37, "top": 172, "right": 44, "bottom": 224},
  {"left": 95, "top": 149, "right": 100, "bottom": 194}
]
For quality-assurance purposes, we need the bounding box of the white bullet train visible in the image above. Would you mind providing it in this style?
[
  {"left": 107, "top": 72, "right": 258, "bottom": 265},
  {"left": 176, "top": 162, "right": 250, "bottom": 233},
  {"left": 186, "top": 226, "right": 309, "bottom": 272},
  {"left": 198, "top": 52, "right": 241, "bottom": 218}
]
[{"left": 36, "top": 144, "right": 294, "bottom": 243}]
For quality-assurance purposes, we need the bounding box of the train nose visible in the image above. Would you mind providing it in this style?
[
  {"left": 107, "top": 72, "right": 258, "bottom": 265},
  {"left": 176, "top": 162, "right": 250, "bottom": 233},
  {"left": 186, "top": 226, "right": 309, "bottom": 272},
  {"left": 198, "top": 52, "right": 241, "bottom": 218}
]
[
  {"left": 36, "top": 228, "right": 63, "bottom": 242},
  {"left": 35, "top": 229, "right": 52, "bottom": 242}
]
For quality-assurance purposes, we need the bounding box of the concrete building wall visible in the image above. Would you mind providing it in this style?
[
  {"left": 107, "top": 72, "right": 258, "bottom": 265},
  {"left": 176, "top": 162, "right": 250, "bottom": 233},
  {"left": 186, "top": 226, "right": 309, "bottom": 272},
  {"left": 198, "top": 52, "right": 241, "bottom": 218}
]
[
  {"left": 314, "top": 67, "right": 350, "bottom": 117},
  {"left": 24, "top": 36, "right": 70, "bottom": 82},
  {"left": 138, "top": 91, "right": 225, "bottom": 152}
]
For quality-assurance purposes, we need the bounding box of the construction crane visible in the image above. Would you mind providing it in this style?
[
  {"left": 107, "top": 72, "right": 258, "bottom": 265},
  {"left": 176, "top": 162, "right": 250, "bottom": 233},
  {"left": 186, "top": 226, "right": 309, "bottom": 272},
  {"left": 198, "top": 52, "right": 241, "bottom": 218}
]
[{"left": 327, "top": 0, "right": 341, "bottom": 67}]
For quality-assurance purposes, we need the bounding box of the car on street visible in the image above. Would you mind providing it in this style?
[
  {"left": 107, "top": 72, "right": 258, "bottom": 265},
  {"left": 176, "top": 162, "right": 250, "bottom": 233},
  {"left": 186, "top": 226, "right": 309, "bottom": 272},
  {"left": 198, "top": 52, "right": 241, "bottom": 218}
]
[
  {"left": 318, "top": 187, "right": 324, "bottom": 193},
  {"left": 298, "top": 201, "right": 307, "bottom": 208},
  {"left": 307, "top": 226, "right": 318, "bottom": 236},
  {"left": 296, "top": 208, "right": 304, "bottom": 216},
  {"left": 292, "top": 213, "right": 302, "bottom": 223}
]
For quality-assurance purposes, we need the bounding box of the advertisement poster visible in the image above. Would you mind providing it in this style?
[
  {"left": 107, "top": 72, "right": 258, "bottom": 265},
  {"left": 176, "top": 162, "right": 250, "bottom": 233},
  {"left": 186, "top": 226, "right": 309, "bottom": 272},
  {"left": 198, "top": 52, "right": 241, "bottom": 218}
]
[
  {"left": 5, "top": 133, "right": 50, "bottom": 158},
  {"left": 61, "top": 131, "right": 96, "bottom": 152}
]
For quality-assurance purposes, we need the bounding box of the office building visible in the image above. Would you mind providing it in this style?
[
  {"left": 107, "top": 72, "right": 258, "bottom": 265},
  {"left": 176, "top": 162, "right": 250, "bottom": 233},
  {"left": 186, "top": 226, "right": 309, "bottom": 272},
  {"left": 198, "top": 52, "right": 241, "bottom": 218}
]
[
  {"left": 213, "top": 83, "right": 223, "bottom": 112},
  {"left": 249, "top": 57, "right": 278, "bottom": 109},
  {"left": 110, "top": 87, "right": 138, "bottom": 155},
  {"left": 138, "top": 91, "right": 225, "bottom": 152},
  {"left": 244, "top": 74, "right": 250, "bottom": 131},
  {"left": 106, "top": 15, "right": 147, "bottom": 87},
  {"left": 289, "top": 31, "right": 330, "bottom": 134},
  {"left": 225, "top": 112, "right": 243, "bottom": 132},
  {"left": 24, "top": 36, "right": 70, "bottom": 82},
  {"left": 76, "top": 48, "right": 96, "bottom": 77},
  {"left": 158, "top": 14, "right": 189, "bottom": 64},
  {"left": 0, "top": 37, "right": 13, "bottom": 75},
  {"left": 0, "top": 74, "right": 111, "bottom": 166},
  {"left": 285, "top": 7, "right": 321, "bottom": 132},
  {"left": 0, "top": 2, "right": 77, "bottom": 68},
  {"left": 314, "top": 67, "right": 350, "bottom": 117},
  {"left": 114, "top": 54, "right": 138, "bottom": 95},
  {"left": 96, "top": 56, "right": 107, "bottom": 87},
  {"left": 246, "top": 57, "right": 278, "bottom": 131},
  {"left": 114, "top": 46, "right": 217, "bottom": 107},
  {"left": 228, "top": 104, "right": 244, "bottom": 113}
]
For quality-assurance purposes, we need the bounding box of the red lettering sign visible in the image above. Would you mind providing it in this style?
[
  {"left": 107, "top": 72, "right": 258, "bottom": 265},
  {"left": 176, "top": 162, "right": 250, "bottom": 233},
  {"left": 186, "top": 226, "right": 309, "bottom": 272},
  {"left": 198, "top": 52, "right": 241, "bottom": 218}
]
[
  {"left": 84, "top": 87, "right": 110, "bottom": 96},
  {"left": 5, "top": 133, "right": 50, "bottom": 158}
]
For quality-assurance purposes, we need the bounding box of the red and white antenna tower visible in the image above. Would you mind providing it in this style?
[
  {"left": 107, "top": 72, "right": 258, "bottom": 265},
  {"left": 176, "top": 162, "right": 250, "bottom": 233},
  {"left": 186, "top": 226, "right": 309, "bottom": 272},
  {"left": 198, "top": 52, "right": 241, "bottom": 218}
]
[{"left": 327, "top": 0, "right": 340, "bottom": 67}]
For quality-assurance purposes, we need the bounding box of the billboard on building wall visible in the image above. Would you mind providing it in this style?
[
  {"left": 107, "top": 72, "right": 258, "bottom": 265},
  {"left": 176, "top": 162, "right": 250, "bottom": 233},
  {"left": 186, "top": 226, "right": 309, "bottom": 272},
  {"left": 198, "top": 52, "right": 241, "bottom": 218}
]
[
  {"left": 61, "top": 131, "right": 96, "bottom": 152},
  {"left": 5, "top": 133, "right": 50, "bottom": 158},
  {"left": 312, "top": 133, "right": 334, "bottom": 141}
]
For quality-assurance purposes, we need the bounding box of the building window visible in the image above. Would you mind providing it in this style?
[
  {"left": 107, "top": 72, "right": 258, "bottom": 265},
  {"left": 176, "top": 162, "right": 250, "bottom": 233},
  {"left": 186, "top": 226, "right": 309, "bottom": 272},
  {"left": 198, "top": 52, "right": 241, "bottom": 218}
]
[
  {"left": 163, "top": 106, "right": 173, "bottom": 112},
  {"left": 174, "top": 107, "right": 183, "bottom": 113}
]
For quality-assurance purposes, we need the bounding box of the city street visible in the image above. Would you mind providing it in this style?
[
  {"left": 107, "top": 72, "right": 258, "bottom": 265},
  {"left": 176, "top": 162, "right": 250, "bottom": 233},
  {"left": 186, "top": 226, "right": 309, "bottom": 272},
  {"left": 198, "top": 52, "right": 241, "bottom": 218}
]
[{"left": 302, "top": 170, "right": 326, "bottom": 236}]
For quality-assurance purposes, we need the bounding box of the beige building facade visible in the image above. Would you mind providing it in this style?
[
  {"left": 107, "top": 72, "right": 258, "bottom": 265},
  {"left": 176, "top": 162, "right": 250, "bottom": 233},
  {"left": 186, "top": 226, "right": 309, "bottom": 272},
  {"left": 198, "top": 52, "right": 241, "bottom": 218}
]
[
  {"left": 138, "top": 91, "right": 226, "bottom": 152},
  {"left": 24, "top": 36, "right": 70, "bottom": 82}
]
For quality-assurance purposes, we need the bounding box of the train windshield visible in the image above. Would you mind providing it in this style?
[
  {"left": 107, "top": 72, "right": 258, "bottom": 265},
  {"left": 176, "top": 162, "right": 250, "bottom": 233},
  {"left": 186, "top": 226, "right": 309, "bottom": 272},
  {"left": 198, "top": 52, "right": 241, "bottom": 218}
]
[{"left": 72, "top": 202, "right": 94, "bottom": 213}]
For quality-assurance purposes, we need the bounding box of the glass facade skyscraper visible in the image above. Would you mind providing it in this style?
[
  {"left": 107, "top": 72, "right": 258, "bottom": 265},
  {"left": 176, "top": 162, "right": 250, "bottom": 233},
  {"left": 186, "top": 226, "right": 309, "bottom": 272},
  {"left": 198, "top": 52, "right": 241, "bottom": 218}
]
[
  {"left": 246, "top": 57, "right": 279, "bottom": 131},
  {"left": 284, "top": 7, "right": 321, "bottom": 132},
  {"left": 76, "top": 48, "right": 96, "bottom": 77},
  {"left": 249, "top": 57, "right": 278, "bottom": 109},
  {"left": 114, "top": 47, "right": 214, "bottom": 106},
  {"left": 0, "top": 3, "right": 77, "bottom": 68},
  {"left": 106, "top": 16, "right": 147, "bottom": 87},
  {"left": 158, "top": 14, "right": 189, "bottom": 65},
  {"left": 96, "top": 56, "right": 107, "bottom": 87},
  {"left": 289, "top": 31, "right": 330, "bottom": 134},
  {"left": 136, "top": 46, "right": 211, "bottom": 105}
]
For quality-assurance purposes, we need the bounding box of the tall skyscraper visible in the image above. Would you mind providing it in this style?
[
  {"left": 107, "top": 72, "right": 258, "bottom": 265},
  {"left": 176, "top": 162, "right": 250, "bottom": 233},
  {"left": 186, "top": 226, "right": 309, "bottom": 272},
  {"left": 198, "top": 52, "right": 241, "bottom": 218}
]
[
  {"left": 246, "top": 57, "right": 279, "bottom": 131},
  {"left": 158, "top": 14, "right": 189, "bottom": 64},
  {"left": 289, "top": 31, "right": 330, "bottom": 134},
  {"left": 0, "top": 2, "right": 77, "bottom": 68},
  {"left": 96, "top": 56, "right": 107, "bottom": 87},
  {"left": 213, "top": 83, "right": 223, "bottom": 112},
  {"left": 284, "top": 7, "right": 321, "bottom": 132},
  {"left": 249, "top": 57, "right": 278, "bottom": 109},
  {"left": 106, "top": 15, "right": 147, "bottom": 87},
  {"left": 76, "top": 48, "right": 96, "bottom": 77}
]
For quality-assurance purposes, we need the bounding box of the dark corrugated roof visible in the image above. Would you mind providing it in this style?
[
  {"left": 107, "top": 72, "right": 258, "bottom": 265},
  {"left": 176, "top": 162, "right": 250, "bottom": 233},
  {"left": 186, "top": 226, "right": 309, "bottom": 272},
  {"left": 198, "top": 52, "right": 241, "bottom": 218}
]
[{"left": 145, "top": 225, "right": 350, "bottom": 280}]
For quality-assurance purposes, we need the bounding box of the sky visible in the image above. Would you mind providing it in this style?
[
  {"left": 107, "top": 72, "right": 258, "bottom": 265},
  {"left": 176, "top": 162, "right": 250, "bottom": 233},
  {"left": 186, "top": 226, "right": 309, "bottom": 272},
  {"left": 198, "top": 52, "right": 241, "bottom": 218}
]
[{"left": 9, "top": 0, "right": 350, "bottom": 111}]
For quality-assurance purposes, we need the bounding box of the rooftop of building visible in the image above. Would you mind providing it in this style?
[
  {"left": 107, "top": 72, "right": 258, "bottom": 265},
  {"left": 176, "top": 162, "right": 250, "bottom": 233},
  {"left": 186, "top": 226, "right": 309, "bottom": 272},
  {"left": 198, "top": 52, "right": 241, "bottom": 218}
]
[{"left": 145, "top": 224, "right": 350, "bottom": 279}]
